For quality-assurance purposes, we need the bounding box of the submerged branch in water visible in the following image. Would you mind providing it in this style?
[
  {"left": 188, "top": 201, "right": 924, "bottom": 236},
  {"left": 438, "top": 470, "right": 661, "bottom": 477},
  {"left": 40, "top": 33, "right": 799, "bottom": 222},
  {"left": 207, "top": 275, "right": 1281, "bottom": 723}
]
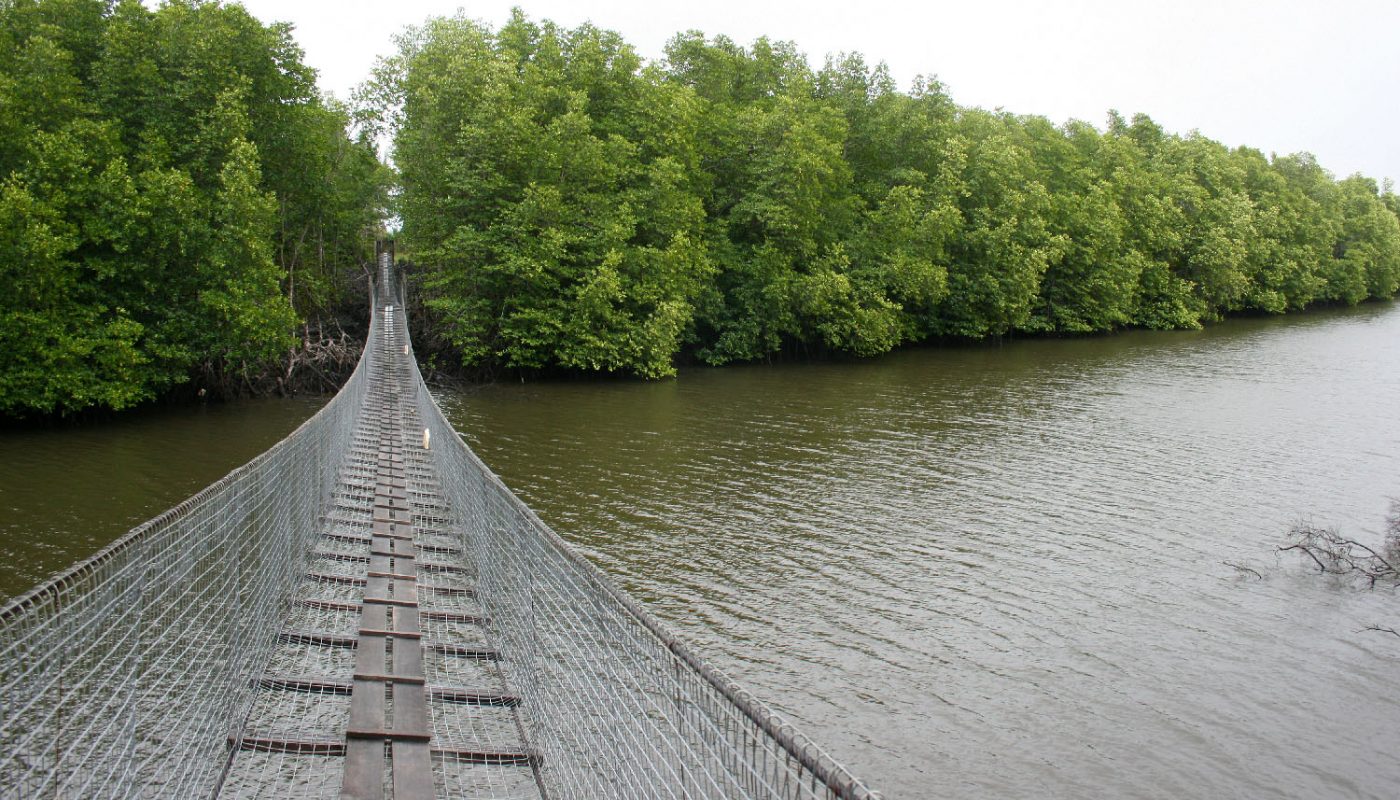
[
  {"left": 1278, "top": 501, "right": 1400, "bottom": 589},
  {"left": 1223, "top": 561, "right": 1263, "bottom": 580}
]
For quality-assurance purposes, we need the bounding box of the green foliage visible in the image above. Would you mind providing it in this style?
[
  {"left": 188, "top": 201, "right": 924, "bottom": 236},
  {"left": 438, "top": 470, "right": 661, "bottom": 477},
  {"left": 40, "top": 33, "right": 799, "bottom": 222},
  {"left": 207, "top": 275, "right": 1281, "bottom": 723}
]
[
  {"left": 383, "top": 12, "right": 1400, "bottom": 379},
  {"left": 381, "top": 13, "right": 712, "bottom": 378},
  {"left": 0, "top": 0, "right": 387, "bottom": 416},
  {"left": 5, "top": 6, "right": 1398, "bottom": 402},
  {"left": 297, "top": 11, "right": 1400, "bottom": 379}
]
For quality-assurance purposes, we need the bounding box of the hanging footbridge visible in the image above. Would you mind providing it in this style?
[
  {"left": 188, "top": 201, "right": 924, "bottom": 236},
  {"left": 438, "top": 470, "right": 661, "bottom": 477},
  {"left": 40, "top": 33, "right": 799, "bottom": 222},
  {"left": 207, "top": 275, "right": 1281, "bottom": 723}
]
[{"left": 0, "top": 251, "right": 880, "bottom": 799}]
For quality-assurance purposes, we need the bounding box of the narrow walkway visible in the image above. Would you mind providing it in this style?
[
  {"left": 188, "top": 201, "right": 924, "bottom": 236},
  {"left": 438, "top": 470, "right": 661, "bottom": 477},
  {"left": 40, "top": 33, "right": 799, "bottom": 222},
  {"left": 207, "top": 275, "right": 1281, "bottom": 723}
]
[
  {"left": 0, "top": 249, "right": 879, "bottom": 799},
  {"left": 219, "top": 260, "right": 542, "bottom": 799}
]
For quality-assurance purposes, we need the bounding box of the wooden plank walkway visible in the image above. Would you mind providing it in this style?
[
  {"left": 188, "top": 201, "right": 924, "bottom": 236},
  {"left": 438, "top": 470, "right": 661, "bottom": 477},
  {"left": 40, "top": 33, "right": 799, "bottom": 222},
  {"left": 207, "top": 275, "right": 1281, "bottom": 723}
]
[{"left": 218, "top": 270, "right": 544, "bottom": 799}]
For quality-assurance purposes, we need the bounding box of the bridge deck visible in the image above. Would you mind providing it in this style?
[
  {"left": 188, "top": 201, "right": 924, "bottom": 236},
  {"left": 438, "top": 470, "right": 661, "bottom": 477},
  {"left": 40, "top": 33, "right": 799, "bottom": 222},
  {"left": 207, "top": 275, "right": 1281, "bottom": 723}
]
[
  {"left": 0, "top": 250, "right": 878, "bottom": 800},
  {"left": 219, "top": 269, "right": 542, "bottom": 798}
]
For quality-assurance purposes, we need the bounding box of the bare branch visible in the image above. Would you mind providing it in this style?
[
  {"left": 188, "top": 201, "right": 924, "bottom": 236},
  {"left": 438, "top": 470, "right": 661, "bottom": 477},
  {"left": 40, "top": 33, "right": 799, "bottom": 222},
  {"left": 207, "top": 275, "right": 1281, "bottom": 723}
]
[
  {"left": 1223, "top": 561, "right": 1263, "bottom": 580},
  {"left": 1278, "top": 542, "right": 1331, "bottom": 574},
  {"left": 1279, "top": 506, "right": 1400, "bottom": 590}
]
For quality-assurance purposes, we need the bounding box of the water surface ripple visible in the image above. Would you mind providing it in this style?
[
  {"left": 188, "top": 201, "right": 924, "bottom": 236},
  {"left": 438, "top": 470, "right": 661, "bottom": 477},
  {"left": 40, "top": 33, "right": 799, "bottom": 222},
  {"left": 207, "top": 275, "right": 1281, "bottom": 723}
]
[
  {"left": 0, "top": 397, "right": 323, "bottom": 598},
  {"left": 442, "top": 303, "right": 1400, "bottom": 799}
]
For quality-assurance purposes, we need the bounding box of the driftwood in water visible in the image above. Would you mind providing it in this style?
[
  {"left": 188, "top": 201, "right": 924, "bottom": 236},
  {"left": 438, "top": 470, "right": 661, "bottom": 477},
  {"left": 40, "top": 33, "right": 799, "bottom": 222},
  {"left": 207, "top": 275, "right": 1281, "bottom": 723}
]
[{"left": 1279, "top": 502, "right": 1400, "bottom": 589}]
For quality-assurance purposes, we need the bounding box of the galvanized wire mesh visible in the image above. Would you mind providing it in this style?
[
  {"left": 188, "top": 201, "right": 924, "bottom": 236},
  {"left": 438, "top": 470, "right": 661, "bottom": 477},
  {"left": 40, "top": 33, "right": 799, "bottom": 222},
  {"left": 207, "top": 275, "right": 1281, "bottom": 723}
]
[
  {"left": 0, "top": 256, "right": 880, "bottom": 800},
  {"left": 0, "top": 293, "right": 378, "bottom": 799},
  {"left": 397, "top": 277, "right": 882, "bottom": 800}
]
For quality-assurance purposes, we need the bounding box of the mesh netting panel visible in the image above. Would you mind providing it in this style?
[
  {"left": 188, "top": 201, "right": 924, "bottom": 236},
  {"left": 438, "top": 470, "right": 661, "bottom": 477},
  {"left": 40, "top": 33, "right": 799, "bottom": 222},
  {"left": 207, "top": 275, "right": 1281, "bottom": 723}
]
[
  {"left": 399, "top": 289, "right": 879, "bottom": 800},
  {"left": 0, "top": 260, "right": 879, "bottom": 800},
  {"left": 0, "top": 297, "right": 377, "bottom": 799}
]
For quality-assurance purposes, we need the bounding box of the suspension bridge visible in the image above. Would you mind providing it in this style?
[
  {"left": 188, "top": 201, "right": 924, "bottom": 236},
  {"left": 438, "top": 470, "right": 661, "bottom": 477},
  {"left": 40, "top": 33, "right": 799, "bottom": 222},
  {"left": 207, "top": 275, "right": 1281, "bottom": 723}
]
[{"left": 0, "top": 250, "right": 880, "bottom": 799}]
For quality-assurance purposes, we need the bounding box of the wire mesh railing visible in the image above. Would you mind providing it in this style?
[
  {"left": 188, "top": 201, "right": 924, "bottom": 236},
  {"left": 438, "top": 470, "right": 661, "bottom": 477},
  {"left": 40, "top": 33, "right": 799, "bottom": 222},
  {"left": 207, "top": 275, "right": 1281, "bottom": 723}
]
[
  {"left": 397, "top": 276, "right": 881, "bottom": 800},
  {"left": 0, "top": 288, "right": 378, "bottom": 799},
  {"left": 0, "top": 254, "right": 880, "bottom": 799}
]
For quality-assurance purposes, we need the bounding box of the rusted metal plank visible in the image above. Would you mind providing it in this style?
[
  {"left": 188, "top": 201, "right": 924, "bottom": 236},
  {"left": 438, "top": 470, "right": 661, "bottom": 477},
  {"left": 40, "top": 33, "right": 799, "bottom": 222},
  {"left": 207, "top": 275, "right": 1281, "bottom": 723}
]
[
  {"left": 371, "top": 527, "right": 414, "bottom": 542},
  {"left": 347, "top": 678, "right": 386, "bottom": 733},
  {"left": 315, "top": 550, "right": 371, "bottom": 563},
  {"left": 353, "top": 672, "right": 425, "bottom": 685},
  {"left": 345, "top": 727, "right": 429, "bottom": 743},
  {"left": 367, "top": 571, "right": 418, "bottom": 581},
  {"left": 394, "top": 636, "right": 424, "bottom": 677},
  {"left": 278, "top": 630, "right": 358, "bottom": 648},
  {"left": 392, "top": 682, "right": 429, "bottom": 739},
  {"left": 429, "top": 746, "right": 538, "bottom": 765},
  {"left": 429, "top": 688, "right": 520, "bottom": 706},
  {"left": 306, "top": 572, "right": 367, "bottom": 586},
  {"left": 364, "top": 575, "right": 390, "bottom": 601},
  {"left": 301, "top": 598, "right": 361, "bottom": 613},
  {"left": 360, "top": 603, "right": 387, "bottom": 631},
  {"left": 340, "top": 738, "right": 385, "bottom": 800},
  {"left": 321, "top": 531, "right": 373, "bottom": 545},
  {"left": 421, "top": 610, "right": 481, "bottom": 624},
  {"left": 422, "top": 584, "right": 474, "bottom": 597},
  {"left": 232, "top": 735, "right": 345, "bottom": 756},
  {"left": 256, "top": 676, "right": 520, "bottom": 705},
  {"left": 254, "top": 676, "right": 353, "bottom": 694},
  {"left": 391, "top": 740, "right": 435, "bottom": 800},
  {"left": 355, "top": 633, "right": 387, "bottom": 675},
  {"left": 363, "top": 595, "right": 417, "bottom": 608},
  {"left": 370, "top": 539, "right": 416, "bottom": 558},
  {"left": 416, "top": 543, "right": 463, "bottom": 557},
  {"left": 357, "top": 628, "right": 421, "bottom": 640},
  {"left": 392, "top": 577, "right": 419, "bottom": 601},
  {"left": 427, "top": 643, "right": 500, "bottom": 660},
  {"left": 372, "top": 506, "right": 412, "bottom": 525},
  {"left": 375, "top": 495, "right": 410, "bottom": 511},
  {"left": 417, "top": 561, "right": 467, "bottom": 574},
  {"left": 395, "top": 605, "right": 421, "bottom": 635}
]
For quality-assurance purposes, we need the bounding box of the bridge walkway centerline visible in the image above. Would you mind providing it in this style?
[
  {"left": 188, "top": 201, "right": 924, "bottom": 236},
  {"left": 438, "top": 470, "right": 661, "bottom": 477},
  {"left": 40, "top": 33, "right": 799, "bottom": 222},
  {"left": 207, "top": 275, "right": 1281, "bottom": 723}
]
[{"left": 218, "top": 255, "right": 543, "bottom": 798}]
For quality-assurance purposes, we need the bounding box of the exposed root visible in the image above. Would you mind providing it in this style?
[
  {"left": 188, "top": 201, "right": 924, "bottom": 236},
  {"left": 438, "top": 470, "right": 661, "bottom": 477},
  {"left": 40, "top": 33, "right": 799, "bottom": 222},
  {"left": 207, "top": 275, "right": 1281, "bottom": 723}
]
[{"left": 280, "top": 318, "right": 363, "bottom": 395}]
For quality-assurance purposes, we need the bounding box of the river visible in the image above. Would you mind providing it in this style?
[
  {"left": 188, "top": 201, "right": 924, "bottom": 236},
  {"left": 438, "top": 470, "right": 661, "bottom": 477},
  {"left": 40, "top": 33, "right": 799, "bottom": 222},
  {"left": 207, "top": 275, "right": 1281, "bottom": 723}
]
[
  {"left": 0, "top": 396, "right": 323, "bottom": 598},
  {"left": 4, "top": 304, "right": 1399, "bottom": 798},
  {"left": 440, "top": 302, "right": 1400, "bottom": 799}
]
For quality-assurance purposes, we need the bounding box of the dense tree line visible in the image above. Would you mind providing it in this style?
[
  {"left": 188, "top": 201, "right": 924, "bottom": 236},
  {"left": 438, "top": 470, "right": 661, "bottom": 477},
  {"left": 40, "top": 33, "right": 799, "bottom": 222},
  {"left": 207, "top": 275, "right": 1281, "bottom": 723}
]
[
  {"left": 0, "top": 0, "right": 389, "bottom": 416},
  {"left": 377, "top": 12, "right": 1400, "bottom": 379}
]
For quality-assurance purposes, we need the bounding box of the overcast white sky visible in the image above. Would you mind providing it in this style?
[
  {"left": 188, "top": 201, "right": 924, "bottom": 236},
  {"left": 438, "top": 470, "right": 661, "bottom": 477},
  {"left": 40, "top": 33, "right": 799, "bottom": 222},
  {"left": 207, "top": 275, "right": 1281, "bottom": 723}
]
[{"left": 233, "top": 0, "right": 1400, "bottom": 186}]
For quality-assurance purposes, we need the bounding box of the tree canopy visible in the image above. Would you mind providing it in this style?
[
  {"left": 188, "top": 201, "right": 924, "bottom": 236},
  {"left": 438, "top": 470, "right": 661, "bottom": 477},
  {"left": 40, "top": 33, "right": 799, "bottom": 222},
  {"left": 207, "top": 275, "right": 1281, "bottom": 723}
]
[
  {"left": 375, "top": 11, "right": 1400, "bottom": 378},
  {"left": 0, "top": 0, "right": 389, "bottom": 416},
  {"left": 6, "top": 5, "right": 1399, "bottom": 409}
]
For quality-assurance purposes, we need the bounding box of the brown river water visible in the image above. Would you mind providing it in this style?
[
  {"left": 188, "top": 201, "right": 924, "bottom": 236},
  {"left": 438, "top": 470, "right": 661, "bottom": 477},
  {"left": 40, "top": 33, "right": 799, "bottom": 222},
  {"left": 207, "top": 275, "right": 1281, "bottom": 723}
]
[{"left": 4, "top": 302, "right": 1399, "bottom": 798}]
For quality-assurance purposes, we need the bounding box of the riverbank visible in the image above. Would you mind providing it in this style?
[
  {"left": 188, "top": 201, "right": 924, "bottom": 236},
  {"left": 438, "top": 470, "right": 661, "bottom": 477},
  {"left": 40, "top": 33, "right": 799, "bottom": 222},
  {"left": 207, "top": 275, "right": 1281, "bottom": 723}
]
[{"left": 411, "top": 293, "right": 1399, "bottom": 385}]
